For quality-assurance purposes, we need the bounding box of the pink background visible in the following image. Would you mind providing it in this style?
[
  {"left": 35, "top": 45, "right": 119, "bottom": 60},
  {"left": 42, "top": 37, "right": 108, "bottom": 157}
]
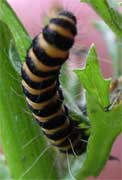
[{"left": 7, "top": 0, "right": 122, "bottom": 179}]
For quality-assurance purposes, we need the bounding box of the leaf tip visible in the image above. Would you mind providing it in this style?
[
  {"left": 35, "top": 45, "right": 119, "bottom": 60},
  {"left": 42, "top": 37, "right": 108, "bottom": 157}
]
[
  {"left": 88, "top": 43, "right": 96, "bottom": 54},
  {"left": 74, "top": 67, "right": 85, "bottom": 77}
]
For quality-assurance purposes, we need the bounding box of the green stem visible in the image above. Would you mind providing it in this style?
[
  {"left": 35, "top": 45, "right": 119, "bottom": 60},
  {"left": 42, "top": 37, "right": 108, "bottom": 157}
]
[
  {"left": 0, "top": 1, "right": 31, "bottom": 60},
  {"left": 81, "top": 0, "right": 122, "bottom": 38}
]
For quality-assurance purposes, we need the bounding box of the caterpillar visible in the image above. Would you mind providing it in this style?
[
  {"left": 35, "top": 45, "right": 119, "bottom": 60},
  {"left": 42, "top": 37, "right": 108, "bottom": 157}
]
[{"left": 21, "top": 10, "right": 88, "bottom": 155}]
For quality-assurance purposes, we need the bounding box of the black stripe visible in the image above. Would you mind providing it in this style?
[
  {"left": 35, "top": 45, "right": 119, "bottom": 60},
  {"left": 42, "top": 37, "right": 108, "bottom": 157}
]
[
  {"left": 58, "top": 88, "right": 64, "bottom": 101},
  {"left": 26, "top": 56, "right": 60, "bottom": 77},
  {"left": 36, "top": 114, "right": 66, "bottom": 129},
  {"left": 73, "top": 140, "right": 87, "bottom": 155},
  {"left": 59, "top": 11, "right": 76, "bottom": 24},
  {"left": 43, "top": 26, "right": 74, "bottom": 51},
  {"left": 60, "top": 141, "right": 86, "bottom": 155},
  {"left": 44, "top": 124, "right": 72, "bottom": 140},
  {"left": 28, "top": 99, "right": 62, "bottom": 117},
  {"left": 53, "top": 120, "right": 81, "bottom": 147},
  {"left": 52, "top": 130, "right": 80, "bottom": 148},
  {"left": 22, "top": 85, "right": 57, "bottom": 103},
  {"left": 64, "top": 105, "right": 69, "bottom": 116},
  {"left": 21, "top": 68, "right": 55, "bottom": 89},
  {"left": 50, "top": 18, "right": 77, "bottom": 36},
  {"left": 32, "top": 37, "right": 68, "bottom": 66},
  {"left": 56, "top": 78, "right": 60, "bottom": 86},
  {"left": 60, "top": 129, "right": 88, "bottom": 155}
]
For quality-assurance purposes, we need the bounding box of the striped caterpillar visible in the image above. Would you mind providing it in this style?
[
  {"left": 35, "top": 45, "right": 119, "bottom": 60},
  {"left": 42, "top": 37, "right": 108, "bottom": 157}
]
[{"left": 21, "top": 10, "right": 88, "bottom": 155}]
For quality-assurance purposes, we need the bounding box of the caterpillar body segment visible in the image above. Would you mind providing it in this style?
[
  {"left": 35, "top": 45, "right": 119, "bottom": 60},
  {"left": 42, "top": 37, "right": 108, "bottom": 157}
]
[{"left": 22, "top": 10, "right": 88, "bottom": 155}]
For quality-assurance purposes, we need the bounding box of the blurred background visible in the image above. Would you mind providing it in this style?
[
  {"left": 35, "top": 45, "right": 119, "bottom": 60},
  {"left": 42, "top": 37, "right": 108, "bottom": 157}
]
[{"left": 0, "top": 0, "right": 121, "bottom": 179}]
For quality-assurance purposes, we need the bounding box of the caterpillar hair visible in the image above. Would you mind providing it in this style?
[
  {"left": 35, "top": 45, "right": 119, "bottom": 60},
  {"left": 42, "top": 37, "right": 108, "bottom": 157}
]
[{"left": 21, "top": 10, "right": 88, "bottom": 155}]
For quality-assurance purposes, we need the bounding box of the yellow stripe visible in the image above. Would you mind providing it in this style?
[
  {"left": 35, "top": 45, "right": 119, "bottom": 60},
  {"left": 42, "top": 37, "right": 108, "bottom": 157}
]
[
  {"left": 58, "top": 135, "right": 80, "bottom": 151},
  {"left": 42, "top": 118, "right": 70, "bottom": 134},
  {"left": 29, "top": 49, "right": 60, "bottom": 71},
  {"left": 22, "top": 80, "right": 56, "bottom": 95},
  {"left": 49, "top": 136, "right": 67, "bottom": 145},
  {"left": 49, "top": 23, "right": 74, "bottom": 39},
  {"left": 33, "top": 107, "right": 64, "bottom": 122},
  {"left": 26, "top": 93, "right": 58, "bottom": 110},
  {"left": 38, "top": 34, "right": 68, "bottom": 58},
  {"left": 58, "top": 15, "right": 75, "bottom": 25},
  {"left": 22, "top": 62, "right": 53, "bottom": 82}
]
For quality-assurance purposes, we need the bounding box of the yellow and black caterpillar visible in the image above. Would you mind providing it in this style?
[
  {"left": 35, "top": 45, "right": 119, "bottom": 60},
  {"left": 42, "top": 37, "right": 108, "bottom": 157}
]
[{"left": 21, "top": 10, "right": 88, "bottom": 155}]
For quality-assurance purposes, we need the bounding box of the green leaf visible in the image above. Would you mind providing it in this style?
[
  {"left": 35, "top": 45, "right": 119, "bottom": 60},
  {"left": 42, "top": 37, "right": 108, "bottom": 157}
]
[
  {"left": 81, "top": 0, "right": 122, "bottom": 37},
  {"left": 75, "top": 45, "right": 122, "bottom": 179},
  {"left": 94, "top": 20, "right": 122, "bottom": 78},
  {"left": 63, "top": 154, "right": 86, "bottom": 180},
  {"left": 0, "top": 1, "right": 31, "bottom": 61},
  {"left": 8, "top": 38, "right": 21, "bottom": 75},
  {"left": 60, "top": 64, "right": 88, "bottom": 122},
  {"left": 0, "top": 20, "right": 58, "bottom": 179},
  {"left": 75, "top": 44, "right": 111, "bottom": 108}
]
